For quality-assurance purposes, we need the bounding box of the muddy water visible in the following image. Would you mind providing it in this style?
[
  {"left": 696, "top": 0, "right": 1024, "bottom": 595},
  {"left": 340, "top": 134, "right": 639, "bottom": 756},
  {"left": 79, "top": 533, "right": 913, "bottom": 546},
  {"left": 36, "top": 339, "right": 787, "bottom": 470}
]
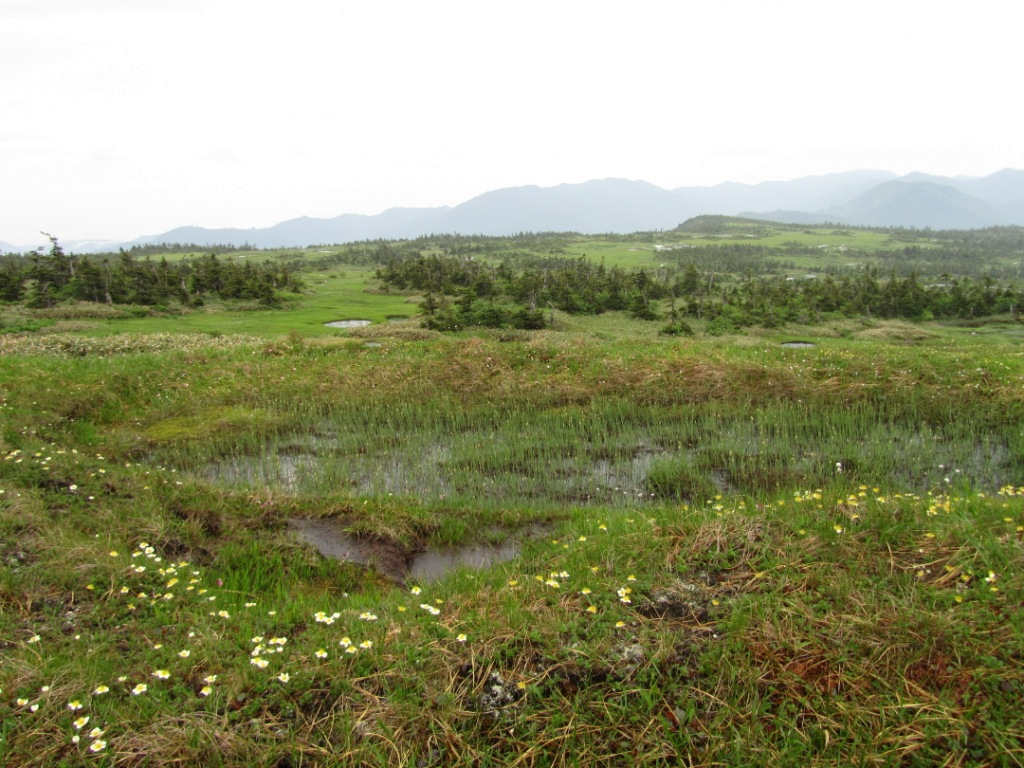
[
  {"left": 409, "top": 541, "right": 519, "bottom": 583},
  {"left": 288, "top": 517, "right": 522, "bottom": 583}
]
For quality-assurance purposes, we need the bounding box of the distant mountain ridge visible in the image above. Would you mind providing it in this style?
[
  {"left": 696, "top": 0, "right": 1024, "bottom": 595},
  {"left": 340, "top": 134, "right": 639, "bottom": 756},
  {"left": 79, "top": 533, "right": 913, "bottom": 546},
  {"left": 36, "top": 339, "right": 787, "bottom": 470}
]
[
  {"left": 6, "top": 169, "right": 1024, "bottom": 253},
  {"left": 744, "top": 169, "right": 1024, "bottom": 229}
]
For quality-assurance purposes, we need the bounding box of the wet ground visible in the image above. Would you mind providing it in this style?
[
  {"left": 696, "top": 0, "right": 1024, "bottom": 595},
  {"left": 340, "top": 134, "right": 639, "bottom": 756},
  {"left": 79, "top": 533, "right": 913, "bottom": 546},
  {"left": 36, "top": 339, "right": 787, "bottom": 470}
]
[{"left": 288, "top": 517, "right": 528, "bottom": 583}]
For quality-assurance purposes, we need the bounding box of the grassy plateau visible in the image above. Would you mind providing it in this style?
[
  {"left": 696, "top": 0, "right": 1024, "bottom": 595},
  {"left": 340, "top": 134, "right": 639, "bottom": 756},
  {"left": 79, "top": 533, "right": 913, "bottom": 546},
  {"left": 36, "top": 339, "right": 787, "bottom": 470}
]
[{"left": 1, "top": 226, "right": 1023, "bottom": 767}]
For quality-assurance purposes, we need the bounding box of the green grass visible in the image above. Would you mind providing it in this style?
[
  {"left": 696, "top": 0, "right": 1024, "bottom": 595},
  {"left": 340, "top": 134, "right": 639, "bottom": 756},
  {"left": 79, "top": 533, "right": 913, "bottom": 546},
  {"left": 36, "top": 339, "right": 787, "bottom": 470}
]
[
  {"left": 1, "top": 295, "right": 1023, "bottom": 765},
  {"left": 62, "top": 268, "right": 417, "bottom": 338}
]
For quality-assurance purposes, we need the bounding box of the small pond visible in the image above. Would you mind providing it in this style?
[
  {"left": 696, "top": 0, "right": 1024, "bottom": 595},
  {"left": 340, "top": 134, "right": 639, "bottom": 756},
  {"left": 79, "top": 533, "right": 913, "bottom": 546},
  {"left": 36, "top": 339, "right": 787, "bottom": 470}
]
[
  {"left": 288, "top": 517, "right": 524, "bottom": 584},
  {"left": 325, "top": 319, "right": 372, "bottom": 328},
  {"left": 781, "top": 341, "right": 815, "bottom": 348}
]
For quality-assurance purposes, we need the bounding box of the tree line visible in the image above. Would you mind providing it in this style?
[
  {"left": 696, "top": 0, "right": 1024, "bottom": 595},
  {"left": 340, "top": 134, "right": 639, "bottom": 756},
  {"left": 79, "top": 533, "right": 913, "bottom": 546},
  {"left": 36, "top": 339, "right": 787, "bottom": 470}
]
[
  {"left": 0, "top": 237, "right": 303, "bottom": 308},
  {"left": 374, "top": 253, "right": 1022, "bottom": 332}
]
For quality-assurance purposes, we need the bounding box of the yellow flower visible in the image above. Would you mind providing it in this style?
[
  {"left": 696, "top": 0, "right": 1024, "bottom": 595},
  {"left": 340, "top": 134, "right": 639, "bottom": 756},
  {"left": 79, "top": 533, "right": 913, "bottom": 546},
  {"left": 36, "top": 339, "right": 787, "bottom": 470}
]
[
  {"left": 200, "top": 685, "right": 212, "bottom": 696},
  {"left": 89, "top": 740, "right": 107, "bottom": 753},
  {"left": 315, "top": 648, "right": 328, "bottom": 659},
  {"left": 68, "top": 700, "right": 83, "bottom": 711},
  {"left": 73, "top": 716, "right": 90, "bottom": 730},
  {"left": 277, "top": 673, "right": 290, "bottom": 683},
  {"left": 456, "top": 633, "right": 468, "bottom": 642},
  {"left": 586, "top": 605, "right": 598, "bottom": 614},
  {"left": 132, "top": 683, "right": 148, "bottom": 695},
  {"left": 178, "top": 650, "right": 190, "bottom": 658},
  {"left": 152, "top": 669, "right": 171, "bottom": 680},
  {"left": 92, "top": 684, "right": 109, "bottom": 695}
]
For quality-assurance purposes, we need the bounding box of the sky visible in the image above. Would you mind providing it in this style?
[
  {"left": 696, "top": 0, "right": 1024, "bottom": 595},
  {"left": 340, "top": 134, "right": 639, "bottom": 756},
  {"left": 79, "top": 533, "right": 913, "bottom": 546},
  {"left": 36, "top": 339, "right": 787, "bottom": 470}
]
[{"left": 2, "top": 0, "right": 1022, "bottom": 247}]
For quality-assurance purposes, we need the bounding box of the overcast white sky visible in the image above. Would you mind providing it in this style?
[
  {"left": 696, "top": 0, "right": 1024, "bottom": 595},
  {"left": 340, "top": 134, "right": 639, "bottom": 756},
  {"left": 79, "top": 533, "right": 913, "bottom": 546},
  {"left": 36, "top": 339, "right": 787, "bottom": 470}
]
[{"left": 2, "top": 0, "right": 1021, "bottom": 246}]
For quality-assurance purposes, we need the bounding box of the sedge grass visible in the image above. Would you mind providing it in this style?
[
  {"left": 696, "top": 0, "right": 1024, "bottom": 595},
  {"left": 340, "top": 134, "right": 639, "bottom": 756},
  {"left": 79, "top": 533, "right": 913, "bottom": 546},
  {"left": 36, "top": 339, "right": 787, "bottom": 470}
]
[{"left": 1, "top": 326, "right": 1023, "bottom": 765}]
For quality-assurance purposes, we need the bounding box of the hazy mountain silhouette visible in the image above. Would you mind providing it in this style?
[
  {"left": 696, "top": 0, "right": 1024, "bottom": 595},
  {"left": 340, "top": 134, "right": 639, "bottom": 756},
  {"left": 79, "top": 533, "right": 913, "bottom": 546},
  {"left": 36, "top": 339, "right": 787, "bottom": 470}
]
[
  {"left": 749, "top": 173, "right": 1024, "bottom": 229},
  {"left": 437, "top": 178, "right": 695, "bottom": 234},
  {"left": 673, "top": 169, "right": 897, "bottom": 214},
  {"left": 20, "top": 168, "right": 1023, "bottom": 252},
  {"left": 824, "top": 181, "right": 1004, "bottom": 229}
]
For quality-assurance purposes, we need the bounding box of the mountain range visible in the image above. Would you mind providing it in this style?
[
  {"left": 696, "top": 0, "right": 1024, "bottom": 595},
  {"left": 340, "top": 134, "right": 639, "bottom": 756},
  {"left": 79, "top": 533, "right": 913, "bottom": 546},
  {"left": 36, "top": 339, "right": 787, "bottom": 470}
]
[{"left": 7, "top": 169, "right": 1024, "bottom": 253}]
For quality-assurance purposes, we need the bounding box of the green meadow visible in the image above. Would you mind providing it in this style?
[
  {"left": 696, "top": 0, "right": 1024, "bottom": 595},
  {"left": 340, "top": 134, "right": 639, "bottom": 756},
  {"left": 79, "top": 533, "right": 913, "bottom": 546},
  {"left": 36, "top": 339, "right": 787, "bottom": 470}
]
[{"left": 1, "top": 225, "right": 1023, "bottom": 766}]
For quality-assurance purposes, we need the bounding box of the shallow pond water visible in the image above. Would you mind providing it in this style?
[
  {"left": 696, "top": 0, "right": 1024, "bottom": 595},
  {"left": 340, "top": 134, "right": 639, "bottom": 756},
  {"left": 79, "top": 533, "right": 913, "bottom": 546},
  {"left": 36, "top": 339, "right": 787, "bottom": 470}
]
[
  {"left": 324, "top": 319, "right": 371, "bottom": 328},
  {"left": 288, "top": 517, "right": 523, "bottom": 583},
  {"left": 781, "top": 341, "right": 815, "bottom": 348}
]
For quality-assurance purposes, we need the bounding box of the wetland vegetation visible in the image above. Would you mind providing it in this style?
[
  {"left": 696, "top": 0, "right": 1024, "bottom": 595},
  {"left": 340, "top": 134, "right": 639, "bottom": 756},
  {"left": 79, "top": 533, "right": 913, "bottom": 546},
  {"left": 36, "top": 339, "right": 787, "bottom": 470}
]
[{"left": 1, "top": 218, "right": 1022, "bottom": 766}]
